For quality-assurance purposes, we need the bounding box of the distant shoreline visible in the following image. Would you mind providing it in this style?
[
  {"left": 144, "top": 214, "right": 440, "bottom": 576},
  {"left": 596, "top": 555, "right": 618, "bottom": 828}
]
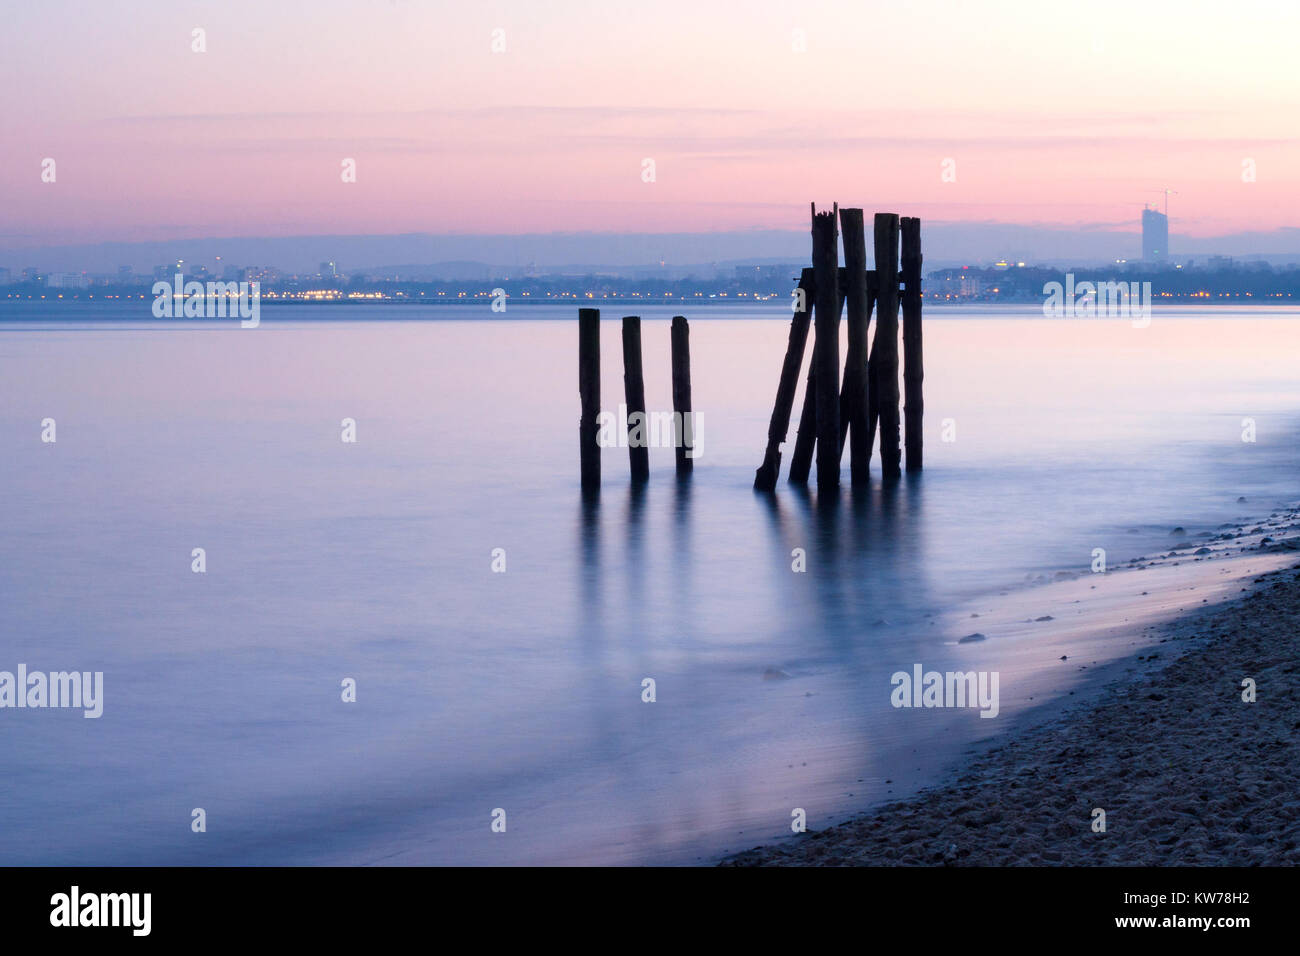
[{"left": 3, "top": 298, "right": 1299, "bottom": 309}]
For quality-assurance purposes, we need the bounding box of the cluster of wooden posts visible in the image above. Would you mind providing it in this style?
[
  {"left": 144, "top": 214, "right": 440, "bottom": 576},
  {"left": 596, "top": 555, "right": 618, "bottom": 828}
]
[
  {"left": 575, "top": 205, "right": 920, "bottom": 494},
  {"left": 754, "top": 205, "right": 924, "bottom": 493},
  {"left": 578, "top": 311, "right": 693, "bottom": 491}
]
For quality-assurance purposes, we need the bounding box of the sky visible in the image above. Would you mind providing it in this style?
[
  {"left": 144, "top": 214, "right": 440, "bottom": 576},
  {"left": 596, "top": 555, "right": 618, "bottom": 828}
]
[{"left": 2, "top": 0, "right": 1298, "bottom": 254}]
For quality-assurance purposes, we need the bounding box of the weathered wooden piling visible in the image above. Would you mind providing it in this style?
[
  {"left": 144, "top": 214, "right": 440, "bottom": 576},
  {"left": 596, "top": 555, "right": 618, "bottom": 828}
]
[
  {"left": 901, "top": 217, "right": 924, "bottom": 472},
  {"left": 872, "top": 213, "right": 902, "bottom": 479},
  {"left": 811, "top": 204, "right": 842, "bottom": 493},
  {"left": 753, "top": 203, "right": 926, "bottom": 492},
  {"left": 755, "top": 268, "right": 814, "bottom": 491},
  {"left": 579, "top": 308, "right": 601, "bottom": 491},
  {"left": 861, "top": 273, "right": 880, "bottom": 455},
  {"left": 838, "top": 208, "right": 872, "bottom": 485},
  {"left": 788, "top": 362, "right": 818, "bottom": 484},
  {"left": 670, "top": 315, "right": 693, "bottom": 475},
  {"left": 837, "top": 266, "right": 851, "bottom": 449},
  {"left": 622, "top": 316, "right": 650, "bottom": 482}
]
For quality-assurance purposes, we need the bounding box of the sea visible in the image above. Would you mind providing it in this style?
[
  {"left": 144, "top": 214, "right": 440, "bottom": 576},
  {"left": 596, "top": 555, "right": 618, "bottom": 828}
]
[{"left": 2, "top": 299, "right": 1298, "bottom": 864}]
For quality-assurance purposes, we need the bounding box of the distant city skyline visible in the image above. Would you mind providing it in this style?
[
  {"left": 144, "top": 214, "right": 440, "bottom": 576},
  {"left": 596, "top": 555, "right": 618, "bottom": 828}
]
[{"left": 5, "top": 219, "right": 1300, "bottom": 279}]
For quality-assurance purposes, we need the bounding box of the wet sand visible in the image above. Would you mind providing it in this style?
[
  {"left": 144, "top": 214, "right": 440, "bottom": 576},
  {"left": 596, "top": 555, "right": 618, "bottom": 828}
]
[{"left": 723, "top": 513, "right": 1300, "bottom": 866}]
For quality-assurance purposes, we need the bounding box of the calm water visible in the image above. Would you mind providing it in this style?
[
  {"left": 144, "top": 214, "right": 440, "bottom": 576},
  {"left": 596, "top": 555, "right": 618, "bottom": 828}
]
[{"left": 2, "top": 301, "right": 1299, "bottom": 864}]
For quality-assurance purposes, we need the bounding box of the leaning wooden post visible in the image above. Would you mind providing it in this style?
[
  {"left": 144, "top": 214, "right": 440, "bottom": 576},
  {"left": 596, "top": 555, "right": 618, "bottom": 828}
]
[
  {"left": 579, "top": 308, "right": 601, "bottom": 491},
  {"left": 872, "top": 213, "right": 902, "bottom": 479},
  {"left": 864, "top": 273, "right": 879, "bottom": 453},
  {"left": 901, "top": 217, "right": 924, "bottom": 472},
  {"left": 811, "top": 204, "right": 842, "bottom": 493},
  {"left": 755, "top": 269, "right": 814, "bottom": 490},
  {"left": 838, "top": 208, "right": 871, "bottom": 485},
  {"left": 622, "top": 315, "right": 650, "bottom": 483},
  {"left": 670, "top": 315, "right": 693, "bottom": 475},
  {"left": 788, "top": 362, "right": 817, "bottom": 484}
]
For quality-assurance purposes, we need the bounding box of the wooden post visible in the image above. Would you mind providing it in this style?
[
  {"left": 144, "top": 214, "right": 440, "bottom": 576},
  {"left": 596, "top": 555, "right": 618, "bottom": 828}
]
[
  {"left": 579, "top": 308, "right": 601, "bottom": 491},
  {"left": 788, "top": 362, "right": 817, "bottom": 484},
  {"left": 811, "top": 204, "right": 841, "bottom": 493},
  {"left": 836, "top": 266, "right": 850, "bottom": 452},
  {"left": 838, "top": 208, "right": 871, "bottom": 485},
  {"left": 864, "top": 273, "right": 879, "bottom": 456},
  {"left": 872, "top": 213, "right": 902, "bottom": 479},
  {"left": 755, "top": 269, "right": 813, "bottom": 491},
  {"left": 670, "top": 315, "right": 693, "bottom": 475},
  {"left": 901, "top": 217, "right": 924, "bottom": 472},
  {"left": 622, "top": 316, "right": 649, "bottom": 483}
]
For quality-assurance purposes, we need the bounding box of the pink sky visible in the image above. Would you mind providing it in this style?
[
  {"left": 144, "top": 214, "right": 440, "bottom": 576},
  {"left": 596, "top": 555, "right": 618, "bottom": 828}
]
[{"left": 3, "top": 0, "right": 1297, "bottom": 248}]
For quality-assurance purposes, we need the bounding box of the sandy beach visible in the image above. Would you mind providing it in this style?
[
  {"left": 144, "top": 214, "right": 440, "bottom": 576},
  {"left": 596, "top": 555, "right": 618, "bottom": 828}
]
[{"left": 724, "top": 514, "right": 1300, "bottom": 866}]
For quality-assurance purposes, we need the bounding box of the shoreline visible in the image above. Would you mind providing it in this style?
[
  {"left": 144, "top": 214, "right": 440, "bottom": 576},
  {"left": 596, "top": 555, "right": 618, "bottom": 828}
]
[{"left": 722, "top": 525, "right": 1300, "bottom": 866}]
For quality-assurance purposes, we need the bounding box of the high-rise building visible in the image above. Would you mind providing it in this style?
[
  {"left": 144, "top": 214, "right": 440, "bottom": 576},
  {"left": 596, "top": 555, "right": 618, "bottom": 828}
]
[{"left": 1142, "top": 208, "right": 1168, "bottom": 261}]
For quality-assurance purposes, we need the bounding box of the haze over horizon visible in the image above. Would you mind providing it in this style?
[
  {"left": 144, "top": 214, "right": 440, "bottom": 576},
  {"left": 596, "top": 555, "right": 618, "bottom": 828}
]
[{"left": 6, "top": 224, "right": 1300, "bottom": 277}]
